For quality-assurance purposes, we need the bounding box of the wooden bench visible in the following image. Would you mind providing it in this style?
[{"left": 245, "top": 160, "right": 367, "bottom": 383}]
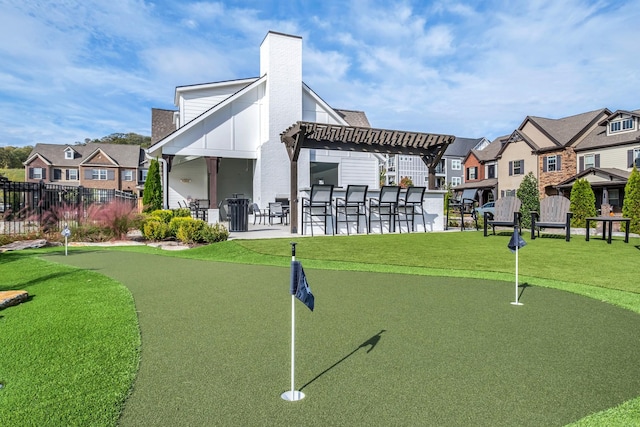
[
  {"left": 484, "top": 196, "right": 522, "bottom": 236},
  {"left": 530, "top": 195, "right": 572, "bottom": 242}
]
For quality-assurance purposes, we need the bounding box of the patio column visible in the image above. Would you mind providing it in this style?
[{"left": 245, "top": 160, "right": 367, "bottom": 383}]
[
  {"left": 205, "top": 157, "right": 218, "bottom": 208},
  {"left": 290, "top": 159, "right": 298, "bottom": 233}
]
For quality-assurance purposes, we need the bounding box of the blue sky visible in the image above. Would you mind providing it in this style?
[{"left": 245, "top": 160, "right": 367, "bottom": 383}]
[{"left": 1, "top": 0, "right": 639, "bottom": 147}]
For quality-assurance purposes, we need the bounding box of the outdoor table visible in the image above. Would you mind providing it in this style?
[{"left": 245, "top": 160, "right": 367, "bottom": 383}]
[{"left": 585, "top": 216, "right": 630, "bottom": 244}]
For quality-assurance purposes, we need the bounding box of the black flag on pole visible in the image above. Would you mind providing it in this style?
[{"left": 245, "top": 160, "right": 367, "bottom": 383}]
[
  {"left": 290, "top": 261, "right": 314, "bottom": 311},
  {"left": 508, "top": 228, "right": 527, "bottom": 253}
]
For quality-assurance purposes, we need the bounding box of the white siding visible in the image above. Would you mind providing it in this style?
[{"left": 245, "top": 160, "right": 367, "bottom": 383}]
[
  {"left": 181, "top": 82, "right": 253, "bottom": 124},
  {"left": 340, "top": 157, "right": 378, "bottom": 189}
]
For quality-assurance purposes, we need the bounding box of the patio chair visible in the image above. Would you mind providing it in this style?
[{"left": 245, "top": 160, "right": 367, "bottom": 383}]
[
  {"left": 301, "top": 184, "right": 334, "bottom": 236},
  {"left": 250, "top": 203, "right": 267, "bottom": 225},
  {"left": 268, "top": 202, "right": 287, "bottom": 225},
  {"left": 217, "top": 200, "right": 231, "bottom": 223},
  {"left": 398, "top": 186, "right": 426, "bottom": 232},
  {"left": 335, "top": 185, "right": 368, "bottom": 235},
  {"left": 446, "top": 188, "right": 478, "bottom": 231},
  {"left": 369, "top": 186, "right": 401, "bottom": 233},
  {"left": 483, "top": 196, "right": 522, "bottom": 236},
  {"left": 530, "top": 195, "right": 572, "bottom": 241}
]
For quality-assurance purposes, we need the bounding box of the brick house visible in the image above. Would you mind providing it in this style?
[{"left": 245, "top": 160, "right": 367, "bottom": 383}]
[{"left": 24, "top": 143, "right": 147, "bottom": 196}]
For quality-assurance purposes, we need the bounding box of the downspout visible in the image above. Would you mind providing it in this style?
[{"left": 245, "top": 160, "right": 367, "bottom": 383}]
[{"left": 145, "top": 152, "right": 168, "bottom": 209}]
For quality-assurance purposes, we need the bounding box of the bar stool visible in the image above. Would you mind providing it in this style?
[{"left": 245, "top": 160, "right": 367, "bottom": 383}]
[
  {"left": 301, "top": 184, "right": 335, "bottom": 236},
  {"left": 335, "top": 185, "right": 368, "bottom": 235},
  {"left": 398, "top": 186, "right": 426, "bottom": 232},
  {"left": 368, "top": 186, "right": 401, "bottom": 233}
]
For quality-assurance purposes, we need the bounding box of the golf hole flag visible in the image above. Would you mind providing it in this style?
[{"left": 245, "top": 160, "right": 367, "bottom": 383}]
[
  {"left": 290, "top": 261, "right": 314, "bottom": 311},
  {"left": 508, "top": 228, "right": 527, "bottom": 253}
]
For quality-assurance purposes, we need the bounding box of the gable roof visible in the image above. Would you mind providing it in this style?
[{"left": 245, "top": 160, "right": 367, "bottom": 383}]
[
  {"left": 576, "top": 109, "right": 640, "bottom": 152},
  {"left": 26, "top": 143, "right": 142, "bottom": 168},
  {"left": 555, "top": 167, "right": 630, "bottom": 189},
  {"left": 523, "top": 108, "right": 607, "bottom": 149},
  {"left": 473, "top": 135, "right": 507, "bottom": 163}
]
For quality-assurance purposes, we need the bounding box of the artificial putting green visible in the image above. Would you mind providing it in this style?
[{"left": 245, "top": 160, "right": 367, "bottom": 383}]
[{"left": 52, "top": 250, "right": 640, "bottom": 426}]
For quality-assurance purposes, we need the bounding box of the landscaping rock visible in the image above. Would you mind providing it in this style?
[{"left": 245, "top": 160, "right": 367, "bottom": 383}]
[
  {"left": 0, "top": 239, "right": 56, "bottom": 253},
  {"left": 0, "top": 290, "right": 28, "bottom": 309}
]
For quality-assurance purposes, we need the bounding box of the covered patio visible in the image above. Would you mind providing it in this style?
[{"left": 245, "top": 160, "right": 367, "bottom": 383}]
[{"left": 281, "top": 121, "right": 455, "bottom": 233}]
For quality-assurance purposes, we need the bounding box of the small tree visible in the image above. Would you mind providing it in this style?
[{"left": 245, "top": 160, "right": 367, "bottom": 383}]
[
  {"left": 516, "top": 172, "right": 539, "bottom": 229},
  {"left": 142, "top": 158, "right": 162, "bottom": 212},
  {"left": 622, "top": 166, "right": 640, "bottom": 234},
  {"left": 570, "top": 178, "right": 597, "bottom": 227},
  {"left": 399, "top": 176, "right": 413, "bottom": 188}
]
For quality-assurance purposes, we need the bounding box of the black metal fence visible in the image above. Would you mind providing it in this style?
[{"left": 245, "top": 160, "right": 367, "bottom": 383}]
[{"left": 0, "top": 177, "right": 138, "bottom": 236}]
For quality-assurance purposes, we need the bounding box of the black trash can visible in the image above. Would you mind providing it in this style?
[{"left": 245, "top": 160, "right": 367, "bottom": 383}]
[{"left": 227, "top": 198, "right": 249, "bottom": 232}]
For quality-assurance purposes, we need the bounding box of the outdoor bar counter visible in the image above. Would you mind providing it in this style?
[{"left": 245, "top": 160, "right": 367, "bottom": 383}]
[{"left": 295, "top": 187, "right": 446, "bottom": 235}]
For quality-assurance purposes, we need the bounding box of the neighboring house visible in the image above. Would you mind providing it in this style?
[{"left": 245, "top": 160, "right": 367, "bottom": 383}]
[
  {"left": 384, "top": 137, "right": 488, "bottom": 189},
  {"left": 456, "top": 135, "right": 505, "bottom": 204},
  {"left": 557, "top": 109, "right": 640, "bottom": 213},
  {"left": 495, "top": 109, "right": 609, "bottom": 198},
  {"left": 24, "top": 143, "right": 147, "bottom": 197},
  {"left": 147, "top": 31, "right": 382, "bottom": 211}
]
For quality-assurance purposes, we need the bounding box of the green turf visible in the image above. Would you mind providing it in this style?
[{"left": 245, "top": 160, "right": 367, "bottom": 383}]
[
  {"left": 0, "top": 254, "right": 140, "bottom": 426},
  {"left": 47, "top": 248, "right": 640, "bottom": 426}
]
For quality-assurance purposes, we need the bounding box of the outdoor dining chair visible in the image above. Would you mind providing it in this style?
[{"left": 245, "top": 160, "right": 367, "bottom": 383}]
[
  {"left": 483, "top": 196, "right": 522, "bottom": 236},
  {"left": 301, "top": 184, "right": 334, "bottom": 236},
  {"left": 369, "top": 186, "right": 401, "bottom": 233},
  {"left": 398, "top": 186, "right": 426, "bottom": 232},
  {"left": 250, "top": 203, "right": 267, "bottom": 225},
  {"left": 268, "top": 202, "right": 287, "bottom": 225},
  {"left": 335, "top": 185, "right": 368, "bottom": 235}
]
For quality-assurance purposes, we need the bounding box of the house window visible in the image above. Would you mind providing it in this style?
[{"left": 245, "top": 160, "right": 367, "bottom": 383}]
[
  {"left": 64, "top": 149, "right": 74, "bottom": 160},
  {"left": 68, "top": 169, "right": 78, "bottom": 180},
  {"left": 611, "top": 118, "right": 634, "bottom": 133},
  {"left": 53, "top": 169, "right": 62, "bottom": 180},
  {"left": 92, "top": 169, "right": 108, "bottom": 180},
  {"left": 466, "top": 166, "right": 477, "bottom": 180},
  {"left": 451, "top": 159, "right": 462, "bottom": 170},
  {"left": 546, "top": 156, "right": 557, "bottom": 172},
  {"left": 510, "top": 160, "right": 523, "bottom": 176},
  {"left": 487, "top": 164, "right": 496, "bottom": 179},
  {"left": 139, "top": 169, "right": 148, "bottom": 182},
  {"left": 32, "top": 167, "right": 43, "bottom": 179},
  {"left": 451, "top": 177, "right": 462, "bottom": 186},
  {"left": 609, "top": 189, "right": 620, "bottom": 207},
  {"left": 123, "top": 170, "right": 133, "bottom": 181},
  {"left": 584, "top": 154, "right": 595, "bottom": 169}
]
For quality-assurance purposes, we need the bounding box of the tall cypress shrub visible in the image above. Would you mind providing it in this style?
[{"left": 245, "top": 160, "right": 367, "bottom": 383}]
[
  {"left": 569, "top": 178, "right": 596, "bottom": 227},
  {"left": 516, "top": 172, "right": 539, "bottom": 229},
  {"left": 622, "top": 166, "right": 640, "bottom": 233},
  {"left": 142, "top": 158, "right": 162, "bottom": 212}
]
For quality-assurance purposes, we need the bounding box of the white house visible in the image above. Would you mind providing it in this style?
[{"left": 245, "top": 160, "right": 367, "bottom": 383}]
[{"left": 147, "top": 31, "right": 380, "bottom": 213}]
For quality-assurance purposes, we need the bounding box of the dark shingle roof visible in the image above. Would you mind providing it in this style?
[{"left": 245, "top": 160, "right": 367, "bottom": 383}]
[
  {"left": 444, "top": 137, "right": 484, "bottom": 157},
  {"left": 525, "top": 108, "right": 607, "bottom": 147},
  {"left": 471, "top": 135, "right": 507, "bottom": 162},
  {"left": 334, "top": 109, "right": 371, "bottom": 128},
  {"left": 576, "top": 109, "right": 640, "bottom": 151}
]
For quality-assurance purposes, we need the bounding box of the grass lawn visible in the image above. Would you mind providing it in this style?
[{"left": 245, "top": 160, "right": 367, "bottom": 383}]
[{"left": 2, "top": 230, "right": 640, "bottom": 425}]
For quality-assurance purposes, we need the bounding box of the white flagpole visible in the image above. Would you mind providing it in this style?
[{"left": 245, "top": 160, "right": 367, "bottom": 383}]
[
  {"left": 511, "top": 228, "right": 523, "bottom": 306},
  {"left": 282, "top": 242, "right": 305, "bottom": 401}
]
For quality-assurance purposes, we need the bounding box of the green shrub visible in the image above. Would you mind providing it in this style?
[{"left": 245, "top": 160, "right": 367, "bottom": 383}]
[
  {"left": 169, "top": 216, "right": 196, "bottom": 237},
  {"left": 517, "top": 172, "right": 539, "bottom": 229},
  {"left": 142, "top": 158, "right": 162, "bottom": 212},
  {"left": 570, "top": 178, "right": 597, "bottom": 227},
  {"left": 622, "top": 166, "right": 640, "bottom": 233},
  {"left": 200, "top": 222, "right": 230, "bottom": 243},
  {"left": 149, "top": 209, "right": 174, "bottom": 224},
  {"left": 175, "top": 219, "right": 205, "bottom": 244},
  {"left": 142, "top": 217, "right": 170, "bottom": 240},
  {"left": 173, "top": 208, "right": 191, "bottom": 218}
]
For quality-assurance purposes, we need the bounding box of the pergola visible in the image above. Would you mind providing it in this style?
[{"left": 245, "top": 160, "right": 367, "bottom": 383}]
[{"left": 280, "top": 121, "right": 456, "bottom": 233}]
